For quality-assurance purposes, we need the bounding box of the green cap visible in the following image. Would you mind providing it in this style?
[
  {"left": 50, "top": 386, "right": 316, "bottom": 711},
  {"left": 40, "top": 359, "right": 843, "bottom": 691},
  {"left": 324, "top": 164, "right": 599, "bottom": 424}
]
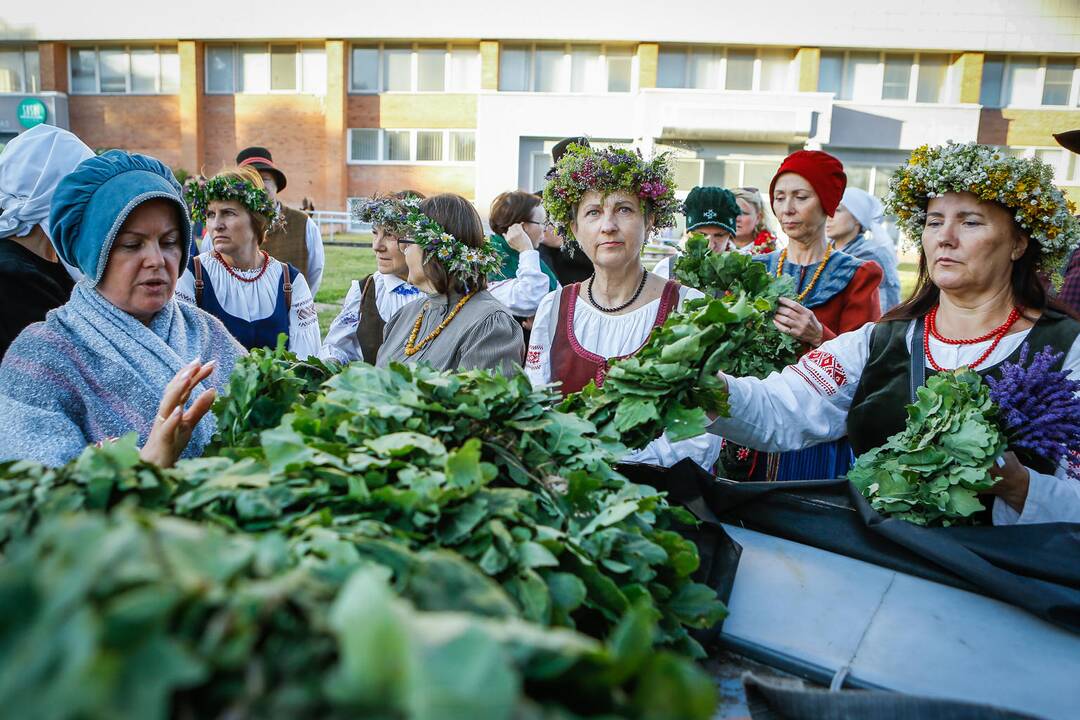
[{"left": 682, "top": 186, "right": 742, "bottom": 235}]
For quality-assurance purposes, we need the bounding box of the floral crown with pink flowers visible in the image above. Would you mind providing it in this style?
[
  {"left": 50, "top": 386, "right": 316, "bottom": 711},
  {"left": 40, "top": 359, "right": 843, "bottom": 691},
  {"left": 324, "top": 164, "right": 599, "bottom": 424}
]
[{"left": 542, "top": 144, "right": 679, "bottom": 251}]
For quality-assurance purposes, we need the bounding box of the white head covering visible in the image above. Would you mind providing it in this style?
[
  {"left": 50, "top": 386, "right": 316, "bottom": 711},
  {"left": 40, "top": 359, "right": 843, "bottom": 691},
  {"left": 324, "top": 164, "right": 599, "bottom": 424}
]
[
  {"left": 0, "top": 124, "right": 95, "bottom": 241},
  {"left": 839, "top": 187, "right": 891, "bottom": 245}
]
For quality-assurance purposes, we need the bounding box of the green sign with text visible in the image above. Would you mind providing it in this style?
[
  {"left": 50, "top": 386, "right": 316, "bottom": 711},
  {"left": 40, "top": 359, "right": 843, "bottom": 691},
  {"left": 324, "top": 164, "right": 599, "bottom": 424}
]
[{"left": 17, "top": 98, "right": 47, "bottom": 129}]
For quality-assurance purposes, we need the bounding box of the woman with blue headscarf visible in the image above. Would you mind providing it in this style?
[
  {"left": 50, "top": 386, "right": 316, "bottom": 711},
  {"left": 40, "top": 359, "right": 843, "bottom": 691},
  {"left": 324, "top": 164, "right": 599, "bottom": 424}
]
[{"left": 0, "top": 151, "right": 245, "bottom": 468}]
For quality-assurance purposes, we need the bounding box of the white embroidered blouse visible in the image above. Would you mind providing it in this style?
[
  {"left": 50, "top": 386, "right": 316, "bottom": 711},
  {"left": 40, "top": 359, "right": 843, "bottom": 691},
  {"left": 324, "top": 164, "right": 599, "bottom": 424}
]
[
  {"left": 526, "top": 283, "right": 722, "bottom": 471},
  {"left": 318, "top": 273, "right": 421, "bottom": 364},
  {"left": 175, "top": 252, "right": 321, "bottom": 359},
  {"left": 708, "top": 321, "right": 1080, "bottom": 525}
]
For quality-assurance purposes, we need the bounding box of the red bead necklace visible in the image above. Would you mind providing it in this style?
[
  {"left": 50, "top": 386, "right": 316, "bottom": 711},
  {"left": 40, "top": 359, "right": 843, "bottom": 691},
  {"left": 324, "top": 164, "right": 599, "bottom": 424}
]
[
  {"left": 214, "top": 250, "right": 270, "bottom": 282},
  {"left": 923, "top": 304, "right": 1022, "bottom": 372}
]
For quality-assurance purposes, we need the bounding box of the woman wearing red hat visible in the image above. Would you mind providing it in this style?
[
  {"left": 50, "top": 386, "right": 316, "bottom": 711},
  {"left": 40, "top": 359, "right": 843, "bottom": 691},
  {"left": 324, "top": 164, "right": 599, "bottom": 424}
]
[
  {"left": 708, "top": 142, "right": 1080, "bottom": 523},
  {"left": 752, "top": 150, "right": 883, "bottom": 480}
]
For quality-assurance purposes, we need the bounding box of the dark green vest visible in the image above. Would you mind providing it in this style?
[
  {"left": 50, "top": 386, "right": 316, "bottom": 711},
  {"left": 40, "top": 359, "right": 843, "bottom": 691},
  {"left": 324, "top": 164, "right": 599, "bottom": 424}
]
[
  {"left": 262, "top": 206, "right": 310, "bottom": 276},
  {"left": 354, "top": 274, "right": 385, "bottom": 364},
  {"left": 847, "top": 309, "right": 1080, "bottom": 474}
]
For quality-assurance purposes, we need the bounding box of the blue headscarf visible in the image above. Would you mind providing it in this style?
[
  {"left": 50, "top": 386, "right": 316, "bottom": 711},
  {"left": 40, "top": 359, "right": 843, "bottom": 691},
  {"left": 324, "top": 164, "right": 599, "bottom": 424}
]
[{"left": 49, "top": 150, "right": 192, "bottom": 285}]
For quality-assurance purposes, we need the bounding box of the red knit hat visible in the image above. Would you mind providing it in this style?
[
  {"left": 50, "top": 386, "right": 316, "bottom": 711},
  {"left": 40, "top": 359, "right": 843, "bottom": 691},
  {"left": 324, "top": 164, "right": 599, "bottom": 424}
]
[{"left": 769, "top": 150, "right": 847, "bottom": 217}]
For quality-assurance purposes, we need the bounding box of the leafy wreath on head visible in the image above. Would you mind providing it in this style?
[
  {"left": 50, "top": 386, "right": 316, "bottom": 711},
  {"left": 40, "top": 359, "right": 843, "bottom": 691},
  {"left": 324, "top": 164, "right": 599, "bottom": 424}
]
[
  {"left": 185, "top": 174, "right": 284, "bottom": 232},
  {"left": 354, "top": 194, "right": 411, "bottom": 237},
  {"left": 885, "top": 141, "right": 1080, "bottom": 288},
  {"left": 354, "top": 195, "right": 501, "bottom": 285},
  {"left": 542, "top": 144, "right": 680, "bottom": 253}
]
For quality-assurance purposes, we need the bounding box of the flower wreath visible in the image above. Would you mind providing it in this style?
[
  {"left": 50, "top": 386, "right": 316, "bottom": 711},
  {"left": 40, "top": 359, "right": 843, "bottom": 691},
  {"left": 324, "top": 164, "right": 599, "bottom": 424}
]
[
  {"left": 355, "top": 196, "right": 501, "bottom": 284},
  {"left": 185, "top": 175, "right": 283, "bottom": 232},
  {"left": 542, "top": 144, "right": 680, "bottom": 251},
  {"left": 885, "top": 142, "right": 1080, "bottom": 286},
  {"left": 352, "top": 195, "right": 412, "bottom": 236}
]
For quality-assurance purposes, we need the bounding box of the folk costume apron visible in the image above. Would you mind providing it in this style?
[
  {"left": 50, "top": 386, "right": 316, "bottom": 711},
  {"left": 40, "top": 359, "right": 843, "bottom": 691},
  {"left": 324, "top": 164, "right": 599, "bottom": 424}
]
[
  {"left": 550, "top": 279, "right": 680, "bottom": 396},
  {"left": 192, "top": 256, "right": 297, "bottom": 351}
]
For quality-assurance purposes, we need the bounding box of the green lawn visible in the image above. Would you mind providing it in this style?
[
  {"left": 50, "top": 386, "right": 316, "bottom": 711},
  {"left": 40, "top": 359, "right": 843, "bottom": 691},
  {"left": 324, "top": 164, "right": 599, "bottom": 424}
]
[
  {"left": 315, "top": 247, "right": 924, "bottom": 337},
  {"left": 324, "top": 231, "right": 373, "bottom": 245},
  {"left": 316, "top": 246, "right": 378, "bottom": 335}
]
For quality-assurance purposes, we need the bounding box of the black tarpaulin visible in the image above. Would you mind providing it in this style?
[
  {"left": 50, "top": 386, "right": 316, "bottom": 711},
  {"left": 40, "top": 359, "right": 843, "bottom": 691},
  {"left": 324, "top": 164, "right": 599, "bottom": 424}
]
[
  {"left": 619, "top": 460, "right": 1080, "bottom": 635},
  {"left": 742, "top": 674, "right": 1043, "bottom": 720}
]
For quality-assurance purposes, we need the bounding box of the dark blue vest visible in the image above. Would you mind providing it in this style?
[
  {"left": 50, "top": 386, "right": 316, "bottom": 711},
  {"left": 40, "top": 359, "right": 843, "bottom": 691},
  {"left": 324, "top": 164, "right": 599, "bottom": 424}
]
[{"left": 194, "top": 258, "right": 297, "bottom": 351}]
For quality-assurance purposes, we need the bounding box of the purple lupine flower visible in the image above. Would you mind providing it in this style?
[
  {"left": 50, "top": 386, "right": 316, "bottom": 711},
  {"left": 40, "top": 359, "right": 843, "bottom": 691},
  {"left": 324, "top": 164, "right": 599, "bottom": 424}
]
[{"left": 987, "top": 344, "right": 1080, "bottom": 474}]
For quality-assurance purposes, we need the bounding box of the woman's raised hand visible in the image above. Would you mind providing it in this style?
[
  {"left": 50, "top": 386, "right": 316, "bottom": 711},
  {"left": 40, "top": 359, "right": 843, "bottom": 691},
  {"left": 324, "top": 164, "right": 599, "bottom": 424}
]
[
  {"left": 505, "top": 223, "right": 534, "bottom": 253},
  {"left": 140, "top": 358, "right": 218, "bottom": 468},
  {"left": 773, "top": 297, "right": 825, "bottom": 347}
]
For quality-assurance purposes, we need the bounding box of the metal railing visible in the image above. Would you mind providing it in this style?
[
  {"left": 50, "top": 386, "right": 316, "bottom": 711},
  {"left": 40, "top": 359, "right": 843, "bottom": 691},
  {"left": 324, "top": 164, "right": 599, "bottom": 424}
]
[{"left": 311, "top": 210, "right": 367, "bottom": 243}]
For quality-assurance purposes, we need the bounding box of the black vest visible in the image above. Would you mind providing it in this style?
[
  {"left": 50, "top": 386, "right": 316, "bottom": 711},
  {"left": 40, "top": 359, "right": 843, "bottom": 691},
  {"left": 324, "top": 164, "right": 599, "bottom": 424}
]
[
  {"left": 354, "top": 274, "right": 386, "bottom": 364},
  {"left": 848, "top": 309, "right": 1080, "bottom": 475}
]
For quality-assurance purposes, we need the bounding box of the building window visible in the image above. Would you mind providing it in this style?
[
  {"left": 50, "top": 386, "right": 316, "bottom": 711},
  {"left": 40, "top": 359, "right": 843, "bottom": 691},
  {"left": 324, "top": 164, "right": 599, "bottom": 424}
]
[
  {"left": 448, "top": 47, "right": 481, "bottom": 92},
  {"left": 383, "top": 47, "right": 411, "bottom": 91},
  {"left": 450, "top": 131, "right": 476, "bottom": 162},
  {"left": 843, "top": 164, "right": 898, "bottom": 197},
  {"left": 980, "top": 55, "right": 1005, "bottom": 106},
  {"left": 882, "top": 54, "right": 913, "bottom": 100},
  {"left": 672, "top": 154, "right": 786, "bottom": 192},
  {"left": 1001, "top": 146, "right": 1080, "bottom": 184},
  {"left": 350, "top": 47, "right": 379, "bottom": 92},
  {"left": 1043, "top": 59, "right": 1075, "bottom": 106},
  {"left": 205, "top": 43, "right": 326, "bottom": 95},
  {"left": 980, "top": 55, "right": 1080, "bottom": 108},
  {"left": 347, "top": 128, "right": 477, "bottom": 164},
  {"left": 498, "top": 43, "right": 635, "bottom": 93},
  {"left": 417, "top": 47, "right": 446, "bottom": 92},
  {"left": 349, "top": 129, "right": 379, "bottom": 162},
  {"left": 606, "top": 49, "right": 633, "bottom": 92},
  {"left": 0, "top": 46, "right": 40, "bottom": 93},
  {"left": 915, "top": 54, "right": 948, "bottom": 103},
  {"left": 818, "top": 50, "right": 958, "bottom": 103},
  {"left": 349, "top": 43, "right": 480, "bottom": 93},
  {"left": 68, "top": 45, "right": 178, "bottom": 94},
  {"left": 657, "top": 46, "right": 793, "bottom": 92},
  {"left": 415, "top": 130, "right": 444, "bottom": 161}
]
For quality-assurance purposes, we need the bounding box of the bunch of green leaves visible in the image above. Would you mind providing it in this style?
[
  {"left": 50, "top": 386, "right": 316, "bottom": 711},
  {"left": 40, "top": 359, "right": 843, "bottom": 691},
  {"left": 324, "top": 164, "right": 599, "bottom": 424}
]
[
  {"left": 672, "top": 234, "right": 800, "bottom": 378},
  {"left": 0, "top": 359, "right": 726, "bottom": 658},
  {"left": 847, "top": 368, "right": 1007, "bottom": 526},
  {"left": 561, "top": 248, "right": 798, "bottom": 450},
  {"left": 0, "top": 507, "right": 717, "bottom": 719},
  {"left": 208, "top": 362, "right": 724, "bottom": 655},
  {"left": 210, "top": 336, "right": 334, "bottom": 449}
]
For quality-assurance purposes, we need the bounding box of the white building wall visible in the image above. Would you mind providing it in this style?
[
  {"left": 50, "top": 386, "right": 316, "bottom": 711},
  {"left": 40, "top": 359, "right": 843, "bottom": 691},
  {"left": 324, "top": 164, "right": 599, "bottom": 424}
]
[{"left": 4, "top": 0, "right": 1080, "bottom": 53}]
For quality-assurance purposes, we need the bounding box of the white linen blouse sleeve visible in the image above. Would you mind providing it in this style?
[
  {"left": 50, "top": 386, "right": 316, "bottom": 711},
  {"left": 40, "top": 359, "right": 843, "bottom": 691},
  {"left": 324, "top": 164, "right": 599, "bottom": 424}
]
[
  {"left": 524, "top": 289, "right": 559, "bottom": 387},
  {"left": 174, "top": 267, "right": 196, "bottom": 305},
  {"left": 318, "top": 280, "right": 363, "bottom": 364},
  {"left": 623, "top": 432, "right": 722, "bottom": 472},
  {"left": 287, "top": 272, "right": 321, "bottom": 360},
  {"left": 677, "top": 285, "right": 706, "bottom": 306},
  {"left": 488, "top": 249, "right": 552, "bottom": 316},
  {"left": 707, "top": 322, "right": 876, "bottom": 452},
  {"left": 992, "top": 333, "right": 1080, "bottom": 525},
  {"left": 652, "top": 255, "right": 673, "bottom": 279},
  {"left": 304, "top": 217, "right": 325, "bottom": 297}
]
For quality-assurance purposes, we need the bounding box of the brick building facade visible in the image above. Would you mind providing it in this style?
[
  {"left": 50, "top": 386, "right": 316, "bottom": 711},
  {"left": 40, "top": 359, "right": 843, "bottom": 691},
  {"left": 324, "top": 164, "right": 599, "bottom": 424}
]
[{"left": 3, "top": 1, "right": 1080, "bottom": 221}]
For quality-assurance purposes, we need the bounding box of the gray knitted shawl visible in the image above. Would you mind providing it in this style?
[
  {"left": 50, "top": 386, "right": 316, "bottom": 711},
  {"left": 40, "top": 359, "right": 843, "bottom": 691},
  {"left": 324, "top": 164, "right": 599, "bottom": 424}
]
[{"left": 0, "top": 282, "right": 245, "bottom": 466}]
